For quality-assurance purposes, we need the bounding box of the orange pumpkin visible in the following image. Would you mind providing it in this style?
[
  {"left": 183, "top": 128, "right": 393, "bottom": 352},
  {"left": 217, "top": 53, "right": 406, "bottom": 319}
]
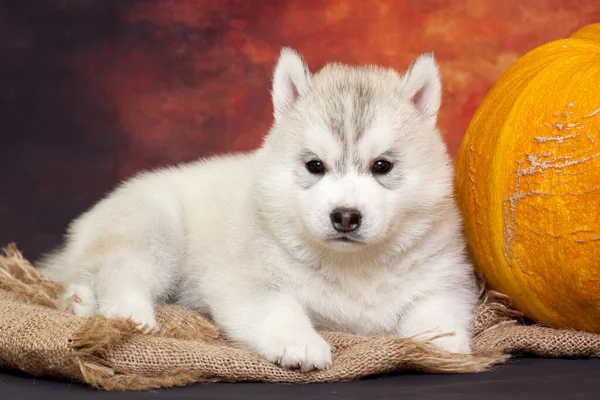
[{"left": 455, "top": 24, "right": 600, "bottom": 333}]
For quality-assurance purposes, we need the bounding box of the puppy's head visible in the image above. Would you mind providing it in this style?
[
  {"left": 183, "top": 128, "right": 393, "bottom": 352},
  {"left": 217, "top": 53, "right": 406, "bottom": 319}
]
[{"left": 256, "top": 48, "right": 454, "bottom": 257}]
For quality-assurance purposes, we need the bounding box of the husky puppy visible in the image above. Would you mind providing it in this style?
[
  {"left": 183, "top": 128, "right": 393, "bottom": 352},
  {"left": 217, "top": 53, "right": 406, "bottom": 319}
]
[{"left": 39, "top": 48, "right": 478, "bottom": 372}]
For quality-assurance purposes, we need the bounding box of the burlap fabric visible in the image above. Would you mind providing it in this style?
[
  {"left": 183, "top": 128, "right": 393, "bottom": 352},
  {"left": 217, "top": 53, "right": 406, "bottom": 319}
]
[{"left": 0, "top": 244, "right": 598, "bottom": 391}]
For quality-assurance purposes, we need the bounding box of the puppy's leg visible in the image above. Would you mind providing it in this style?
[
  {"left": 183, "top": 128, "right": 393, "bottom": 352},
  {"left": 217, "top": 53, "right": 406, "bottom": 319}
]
[
  {"left": 396, "top": 290, "right": 476, "bottom": 354},
  {"left": 212, "top": 291, "right": 332, "bottom": 372},
  {"left": 94, "top": 249, "right": 165, "bottom": 331}
]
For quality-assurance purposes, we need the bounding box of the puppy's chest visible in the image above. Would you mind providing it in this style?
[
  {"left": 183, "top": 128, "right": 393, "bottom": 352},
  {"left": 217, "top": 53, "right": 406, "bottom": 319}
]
[{"left": 294, "top": 268, "right": 417, "bottom": 335}]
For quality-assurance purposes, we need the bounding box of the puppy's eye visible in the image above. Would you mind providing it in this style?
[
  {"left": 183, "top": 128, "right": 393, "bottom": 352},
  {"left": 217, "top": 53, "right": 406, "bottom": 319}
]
[
  {"left": 306, "top": 159, "right": 325, "bottom": 174},
  {"left": 372, "top": 159, "right": 393, "bottom": 174}
]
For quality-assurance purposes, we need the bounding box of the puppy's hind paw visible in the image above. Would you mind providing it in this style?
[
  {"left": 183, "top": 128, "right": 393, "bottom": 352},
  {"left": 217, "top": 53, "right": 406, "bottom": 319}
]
[
  {"left": 98, "top": 299, "right": 159, "bottom": 333},
  {"left": 61, "top": 284, "right": 97, "bottom": 317}
]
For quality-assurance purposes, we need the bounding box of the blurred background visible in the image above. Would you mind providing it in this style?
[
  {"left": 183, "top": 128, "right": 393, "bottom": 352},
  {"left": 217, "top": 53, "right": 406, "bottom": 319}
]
[{"left": 1, "top": 0, "right": 599, "bottom": 260}]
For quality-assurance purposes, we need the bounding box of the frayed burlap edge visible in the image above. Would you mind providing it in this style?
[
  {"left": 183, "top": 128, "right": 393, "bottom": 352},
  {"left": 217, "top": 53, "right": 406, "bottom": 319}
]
[
  {"left": 69, "top": 322, "right": 507, "bottom": 391},
  {"left": 0, "top": 243, "right": 597, "bottom": 391}
]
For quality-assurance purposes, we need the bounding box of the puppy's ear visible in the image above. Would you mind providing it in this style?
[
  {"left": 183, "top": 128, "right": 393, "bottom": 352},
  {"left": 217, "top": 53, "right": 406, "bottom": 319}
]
[
  {"left": 271, "top": 47, "right": 311, "bottom": 123},
  {"left": 401, "top": 53, "right": 442, "bottom": 125}
]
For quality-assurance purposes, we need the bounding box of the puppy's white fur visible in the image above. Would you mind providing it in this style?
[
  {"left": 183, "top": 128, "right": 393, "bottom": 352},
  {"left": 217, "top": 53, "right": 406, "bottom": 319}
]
[{"left": 39, "top": 48, "right": 478, "bottom": 372}]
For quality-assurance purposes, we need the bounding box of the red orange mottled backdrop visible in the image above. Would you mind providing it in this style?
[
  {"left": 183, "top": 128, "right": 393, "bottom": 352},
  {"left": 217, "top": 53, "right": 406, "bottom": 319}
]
[{"left": 0, "top": 0, "right": 599, "bottom": 258}]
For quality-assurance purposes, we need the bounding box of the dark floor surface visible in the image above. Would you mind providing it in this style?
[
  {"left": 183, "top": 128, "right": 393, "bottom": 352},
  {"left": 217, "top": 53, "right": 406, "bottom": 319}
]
[{"left": 1, "top": 357, "right": 599, "bottom": 400}]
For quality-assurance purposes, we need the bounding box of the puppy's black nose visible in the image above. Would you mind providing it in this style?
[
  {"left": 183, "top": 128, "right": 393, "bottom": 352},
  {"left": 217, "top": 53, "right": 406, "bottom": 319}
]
[{"left": 330, "top": 208, "right": 362, "bottom": 233}]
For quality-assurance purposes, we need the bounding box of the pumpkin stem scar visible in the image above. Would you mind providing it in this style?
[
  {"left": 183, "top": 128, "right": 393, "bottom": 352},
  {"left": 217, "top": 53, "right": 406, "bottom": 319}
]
[
  {"left": 585, "top": 107, "right": 600, "bottom": 119},
  {"left": 570, "top": 229, "right": 594, "bottom": 234},
  {"left": 534, "top": 133, "right": 579, "bottom": 143},
  {"left": 586, "top": 133, "right": 594, "bottom": 143},
  {"left": 468, "top": 145, "right": 476, "bottom": 184},
  {"left": 468, "top": 144, "right": 484, "bottom": 226},
  {"left": 502, "top": 102, "right": 600, "bottom": 274}
]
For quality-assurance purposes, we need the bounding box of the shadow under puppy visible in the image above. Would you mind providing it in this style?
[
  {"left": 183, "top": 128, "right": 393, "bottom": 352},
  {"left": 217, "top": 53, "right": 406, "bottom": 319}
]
[{"left": 38, "top": 47, "right": 478, "bottom": 372}]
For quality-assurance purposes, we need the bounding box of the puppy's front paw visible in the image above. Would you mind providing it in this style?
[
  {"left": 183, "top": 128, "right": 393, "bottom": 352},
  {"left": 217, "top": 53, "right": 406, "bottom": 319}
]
[
  {"left": 429, "top": 333, "right": 472, "bottom": 354},
  {"left": 259, "top": 329, "right": 332, "bottom": 372}
]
